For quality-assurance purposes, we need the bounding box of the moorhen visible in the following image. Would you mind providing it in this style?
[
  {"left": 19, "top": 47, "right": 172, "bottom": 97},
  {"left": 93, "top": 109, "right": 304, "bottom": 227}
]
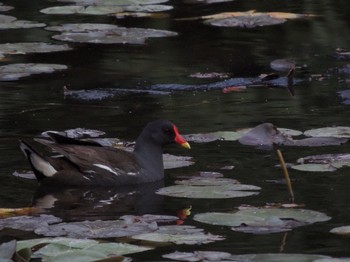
[{"left": 20, "top": 119, "right": 190, "bottom": 186}]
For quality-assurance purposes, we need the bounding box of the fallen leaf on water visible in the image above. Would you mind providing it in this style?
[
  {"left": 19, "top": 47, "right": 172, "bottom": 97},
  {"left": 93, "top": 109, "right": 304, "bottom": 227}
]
[{"left": 0, "top": 207, "right": 40, "bottom": 218}]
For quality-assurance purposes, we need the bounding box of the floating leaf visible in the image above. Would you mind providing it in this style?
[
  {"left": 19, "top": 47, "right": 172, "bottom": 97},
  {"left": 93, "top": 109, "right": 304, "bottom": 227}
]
[
  {"left": 45, "top": 23, "right": 177, "bottom": 44},
  {"left": 0, "top": 240, "right": 16, "bottom": 260},
  {"left": 0, "top": 214, "right": 62, "bottom": 232},
  {"left": 194, "top": 207, "right": 331, "bottom": 234},
  {"left": 291, "top": 153, "right": 350, "bottom": 172},
  {"left": 330, "top": 225, "right": 350, "bottom": 235},
  {"left": 58, "top": 0, "right": 169, "bottom": 5},
  {"left": 163, "top": 251, "right": 232, "bottom": 262},
  {"left": 0, "top": 14, "right": 45, "bottom": 29},
  {"left": 0, "top": 42, "right": 72, "bottom": 59},
  {"left": 304, "top": 126, "right": 350, "bottom": 138},
  {"left": 163, "top": 153, "right": 194, "bottom": 169},
  {"left": 291, "top": 163, "right": 338, "bottom": 172},
  {"left": 0, "top": 207, "right": 40, "bottom": 218},
  {"left": 40, "top": 5, "right": 124, "bottom": 15},
  {"left": 0, "top": 63, "right": 67, "bottom": 81},
  {"left": 17, "top": 237, "right": 151, "bottom": 260},
  {"left": 163, "top": 251, "right": 331, "bottom": 262},
  {"left": 156, "top": 177, "right": 260, "bottom": 199},
  {"left": 132, "top": 225, "right": 224, "bottom": 245},
  {"left": 41, "top": 128, "right": 105, "bottom": 139},
  {"left": 270, "top": 59, "right": 296, "bottom": 72},
  {"left": 228, "top": 254, "right": 331, "bottom": 262},
  {"left": 0, "top": 3, "right": 13, "bottom": 12}
]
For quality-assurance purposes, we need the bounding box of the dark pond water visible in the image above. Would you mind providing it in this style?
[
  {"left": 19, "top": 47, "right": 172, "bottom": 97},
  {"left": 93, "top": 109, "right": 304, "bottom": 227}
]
[{"left": 1, "top": 0, "right": 350, "bottom": 260}]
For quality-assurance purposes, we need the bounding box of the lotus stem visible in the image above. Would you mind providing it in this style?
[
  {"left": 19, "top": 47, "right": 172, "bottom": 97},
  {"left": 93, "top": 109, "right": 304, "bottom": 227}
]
[{"left": 277, "top": 149, "right": 295, "bottom": 203}]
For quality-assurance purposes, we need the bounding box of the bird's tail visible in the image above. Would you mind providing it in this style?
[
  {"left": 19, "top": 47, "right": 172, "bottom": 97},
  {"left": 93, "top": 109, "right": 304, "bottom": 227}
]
[{"left": 20, "top": 140, "right": 57, "bottom": 181}]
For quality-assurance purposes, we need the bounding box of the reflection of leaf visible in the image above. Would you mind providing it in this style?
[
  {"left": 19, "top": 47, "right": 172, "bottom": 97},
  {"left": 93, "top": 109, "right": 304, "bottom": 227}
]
[{"left": 194, "top": 207, "right": 331, "bottom": 234}]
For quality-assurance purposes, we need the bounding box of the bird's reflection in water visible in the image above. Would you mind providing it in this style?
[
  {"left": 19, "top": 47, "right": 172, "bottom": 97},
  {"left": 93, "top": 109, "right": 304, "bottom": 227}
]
[{"left": 32, "top": 180, "right": 165, "bottom": 221}]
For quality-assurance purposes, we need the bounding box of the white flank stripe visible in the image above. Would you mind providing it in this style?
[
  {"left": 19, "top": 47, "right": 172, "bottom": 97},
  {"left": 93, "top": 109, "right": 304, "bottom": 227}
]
[
  {"left": 31, "top": 154, "right": 57, "bottom": 177},
  {"left": 93, "top": 164, "right": 119, "bottom": 176}
]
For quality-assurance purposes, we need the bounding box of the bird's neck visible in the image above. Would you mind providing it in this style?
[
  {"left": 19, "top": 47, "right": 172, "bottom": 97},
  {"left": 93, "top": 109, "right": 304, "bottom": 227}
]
[{"left": 134, "top": 137, "right": 164, "bottom": 182}]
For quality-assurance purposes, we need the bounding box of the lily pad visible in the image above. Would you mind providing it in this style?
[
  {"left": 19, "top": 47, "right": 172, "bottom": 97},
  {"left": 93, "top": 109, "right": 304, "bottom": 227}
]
[
  {"left": 132, "top": 225, "right": 224, "bottom": 245},
  {"left": 163, "top": 252, "right": 330, "bottom": 262},
  {"left": 291, "top": 153, "right": 350, "bottom": 172},
  {"left": 0, "top": 3, "right": 13, "bottom": 12},
  {"left": 41, "top": 128, "right": 105, "bottom": 139},
  {"left": 17, "top": 237, "right": 151, "bottom": 260},
  {"left": 194, "top": 207, "right": 331, "bottom": 234},
  {"left": 0, "top": 42, "right": 72, "bottom": 59},
  {"left": 0, "top": 14, "right": 45, "bottom": 29},
  {"left": 163, "top": 153, "right": 194, "bottom": 169},
  {"left": 45, "top": 23, "right": 177, "bottom": 44},
  {"left": 291, "top": 163, "right": 338, "bottom": 172},
  {"left": 59, "top": 0, "right": 169, "bottom": 5},
  {"left": 330, "top": 225, "right": 350, "bottom": 235},
  {"left": 156, "top": 177, "right": 260, "bottom": 199},
  {"left": 0, "top": 63, "right": 68, "bottom": 81},
  {"left": 0, "top": 214, "right": 62, "bottom": 232},
  {"left": 270, "top": 59, "right": 296, "bottom": 72},
  {"left": 40, "top": 5, "right": 124, "bottom": 15},
  {"left": 304, "top": 126, "right": 350, "bottom": 138}
]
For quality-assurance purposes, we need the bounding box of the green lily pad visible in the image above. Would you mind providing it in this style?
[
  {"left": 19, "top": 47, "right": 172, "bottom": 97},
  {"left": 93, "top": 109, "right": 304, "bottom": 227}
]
[
  {"left": 270, "top": 59, "right": 296, "bottom": 72},
  {"left": 132, "top": 225, "right": 224, "bottom": 245},
  {"left": 0, "top": 3, "right": 13, "bottom": 12},
  {"left": 304, "top": 126, "right": 350, "bottom": 138},
  {"left": 291, "top": 163, "right": 338, "bottom": 172},
  {"left": 0, "top": 14, "right": 45, "bottom": 29},
  {"left": 291, "top": 153, "right": 350, "bottom": 172},
  {"left": 163, "top": 153, "right": 194, "bottom": 169},
  {"left": 194, "top": 207, "right": 331, "bottom": 234},
  {"left": 40, "top": 5, "right": 124, "bottom": 15},
  {"left": 0, "top": 63, "right": 68, "bottom": 81},
  {"left": 0, "top": 42, "right": 72, "bottom": 59},
  {"left": 45, "top": 23, "right": 177, "bottom": 44},
  {"left": 125, "top": 4, "right": 172, "bottom": 12},
  {"left": 163, "top": 252, "right": 331, "bottom": 262},
  {"left": 59, "top": 0, "right": 169, "bottom": 5},
  {"left": 156, "top": 178, "right": 260, "bottom": 199},
  {"left": 17, "top": 237, "right": 151, "bottom": 260},
  {"left": 330, "top": 225, "right": 350, "bottom": 235}
]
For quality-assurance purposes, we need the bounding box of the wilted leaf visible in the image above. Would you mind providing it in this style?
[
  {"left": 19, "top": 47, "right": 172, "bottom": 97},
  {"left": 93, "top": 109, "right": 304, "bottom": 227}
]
[
  {"left": 0, "top": 207, "right": 40, "bottom": 218},
  {"left": 194, "top": 207, "right": 331, "bottom": 234},
  {"left": 132, "top": 225, "right": 224, "bottom": 245},
  {"left": 0, "top": 63, "right": 67, "bottom": 81},
  {"left": 182, "top": 10, "right": 316, "bottom": 28}
]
